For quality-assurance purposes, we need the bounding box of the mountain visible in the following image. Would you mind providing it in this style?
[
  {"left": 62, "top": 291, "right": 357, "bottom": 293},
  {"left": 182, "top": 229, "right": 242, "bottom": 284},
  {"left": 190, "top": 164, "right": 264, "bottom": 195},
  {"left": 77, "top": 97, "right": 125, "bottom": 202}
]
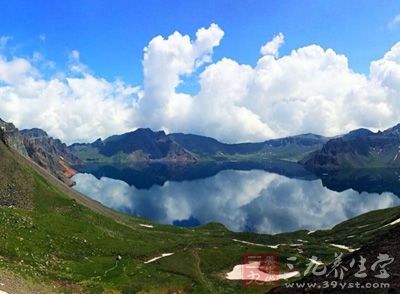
[
  {"left": 69, "top": 129, "right": 328, "bottom": 164},
  {"left": 21, "top": 128, "right": 82, "bottom": 186},
  {"left": 301, "top": 124, "right": 400, "bottom": 170},
  {"left": 0, "top": 119, "right": 80, "bottom": 186},
  {"left": 0, "top": 118, "right": 29, "bottom": 156},
  {"left": 171, "top": 132, "right": 326, "bottom": 152},
  {"left": 170, "top": 133, "right": 328, "bottom": 161},
  {"left": 69, "top": 128, "right": 197, "bottom": 163}
]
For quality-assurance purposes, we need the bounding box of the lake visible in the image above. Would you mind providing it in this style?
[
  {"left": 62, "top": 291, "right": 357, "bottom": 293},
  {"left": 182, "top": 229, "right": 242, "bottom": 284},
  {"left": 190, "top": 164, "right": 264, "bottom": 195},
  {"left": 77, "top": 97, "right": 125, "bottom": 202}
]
[{"left": 72, "top": 161, "right": 400, "bottom": 234}]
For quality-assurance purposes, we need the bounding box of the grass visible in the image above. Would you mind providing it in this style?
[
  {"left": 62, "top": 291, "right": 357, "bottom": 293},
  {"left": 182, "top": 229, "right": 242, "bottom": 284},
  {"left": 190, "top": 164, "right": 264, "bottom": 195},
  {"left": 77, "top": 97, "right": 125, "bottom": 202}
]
[{"left": 1, "top": 140, "right": 400, "bottom": 293}]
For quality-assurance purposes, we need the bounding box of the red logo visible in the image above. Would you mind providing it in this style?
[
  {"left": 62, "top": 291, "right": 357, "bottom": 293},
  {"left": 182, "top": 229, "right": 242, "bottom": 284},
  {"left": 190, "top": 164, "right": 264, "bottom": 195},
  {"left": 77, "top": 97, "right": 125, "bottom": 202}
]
[{"left": 241, "top": 253, "right": 280, "bottom": 288}]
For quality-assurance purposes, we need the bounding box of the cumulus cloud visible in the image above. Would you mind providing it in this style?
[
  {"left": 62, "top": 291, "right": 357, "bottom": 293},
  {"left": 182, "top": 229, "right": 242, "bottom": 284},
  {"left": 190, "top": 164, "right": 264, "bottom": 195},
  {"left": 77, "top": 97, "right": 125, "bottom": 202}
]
[
  {"left": 260, "top": 32, "right": 284, "bottom": 57},
  {"left": 1, "top": 25, "right": 400, "bottom": 143},
  {"left": 137, "top": 26, "right": 400, "bottom": 141},
  {"left": 139, "top": 23, "right": 224, "bottom": 130},
  {"left": 0, "top": 49, "right": 140, "bottom": 143}
]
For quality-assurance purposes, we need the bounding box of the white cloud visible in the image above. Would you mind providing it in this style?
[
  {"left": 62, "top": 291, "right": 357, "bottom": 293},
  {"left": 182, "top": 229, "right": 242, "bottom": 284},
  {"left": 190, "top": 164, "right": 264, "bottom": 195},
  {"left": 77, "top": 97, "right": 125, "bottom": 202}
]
[
  {"left": 260, "top": 32, "right": 284, "bottom": 57},
  {"left": 0, "top": 52, "right": 140, "bottom": 143},
  {"left": 139, "top": 23, "right": 224, "bottom": 129},
  {"left": 1, "top": 24, "right": 400, "bottom": 144},
  {"left": 388, "top": 14, "right": 400, "bottom": 29},
  {"left": 68, "top": 50, "right": 89, "bottom": 74},
  {"left": 136, "top": 27, "right": 400, "bottom": 141}
]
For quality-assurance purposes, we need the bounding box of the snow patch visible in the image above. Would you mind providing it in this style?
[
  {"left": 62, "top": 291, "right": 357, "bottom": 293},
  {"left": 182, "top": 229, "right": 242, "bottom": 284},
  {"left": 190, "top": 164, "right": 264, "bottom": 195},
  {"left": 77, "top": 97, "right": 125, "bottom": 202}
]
[
  {"left": 226, "top": 262, "right": 299, "bottom": 281},
  {"left": 389, "top": 218, "right": 400, "bottom": 225},
  {"left": 232, "top": 239, "right": 267, "bottom": 247},
  {"left": 381, "top": 217, "right": 400, "bottom": 228},
  {"left": 144, "top": 253, "right": 174, "bottom": 264},
  {"left": 307, "top": 228, "right": 330, "bottom": 234},
  {"left": 139, "top": 224, "right": 154, "bottom": 228},
  {"left": 357, "top": 224, "right": 370, "bottom": 229},
  {"left": 267, "top": 245, "right": 280, "bottom": 249},
  {"left": 232, "top": 239, "right": 282, "bottom": 249},
  {"left": 232, "top": 239, "right": 302, "bottom": 249},
  {"left": 330, "top": 244, "right": 359, "bottom": 252}
]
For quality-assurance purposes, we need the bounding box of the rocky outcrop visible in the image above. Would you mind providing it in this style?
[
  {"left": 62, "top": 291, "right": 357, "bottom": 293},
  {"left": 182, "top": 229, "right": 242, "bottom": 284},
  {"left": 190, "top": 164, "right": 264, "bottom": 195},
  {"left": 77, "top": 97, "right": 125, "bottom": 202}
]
[
  {"left": 21, "top": 128, "right": 82, "bottom": 186},
  {"left": 0, "top": 119, "right": 28, "bottom": 157},
  {"left": 301, "top": 124, "right": 400, "bottom": 170},
  {"left": 69, "top": 128, "right": 197, "bottom": 164},
  {"left": 0, "top": 119, "right": 80, "bottom": 186}
]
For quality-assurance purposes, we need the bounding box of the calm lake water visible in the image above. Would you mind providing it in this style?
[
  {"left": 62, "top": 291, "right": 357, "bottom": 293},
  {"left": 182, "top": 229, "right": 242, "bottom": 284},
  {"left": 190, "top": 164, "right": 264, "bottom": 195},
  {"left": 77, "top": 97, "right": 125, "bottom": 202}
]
[{"left": 72, "top": 161, "right": 400, "bottom": 234}]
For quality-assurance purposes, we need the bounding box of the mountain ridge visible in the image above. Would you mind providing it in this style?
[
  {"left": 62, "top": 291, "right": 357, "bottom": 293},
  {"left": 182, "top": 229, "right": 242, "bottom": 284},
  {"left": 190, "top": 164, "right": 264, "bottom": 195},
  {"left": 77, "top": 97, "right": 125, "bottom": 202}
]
[
  {"left": 68, "top": 128, "right": 329, "bottom": 164},
  {"left": 302, "top": 124, "right": 400, "bottom": 170},
  {"left": 8, "top": 118, "right": 400, "bottom": 172}
]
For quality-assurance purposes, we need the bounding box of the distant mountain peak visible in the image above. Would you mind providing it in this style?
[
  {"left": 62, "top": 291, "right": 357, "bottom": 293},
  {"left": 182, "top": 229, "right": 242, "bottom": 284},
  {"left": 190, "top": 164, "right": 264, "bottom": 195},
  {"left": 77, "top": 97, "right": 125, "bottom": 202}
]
[
  {"left": 21, "top": 128, "right": 49, "bottom": 138},
  {"left": 131, "top": 128, "right": 166, "bottom": 137},
  {"left": 383, "top": 123, "right": 400, "bottom": 135},
  {"left": 342, "top": 128, "right": 374, "bottom": 140},
  {"left": 302, "top": 122, "right": 400, "bottom": 170}
]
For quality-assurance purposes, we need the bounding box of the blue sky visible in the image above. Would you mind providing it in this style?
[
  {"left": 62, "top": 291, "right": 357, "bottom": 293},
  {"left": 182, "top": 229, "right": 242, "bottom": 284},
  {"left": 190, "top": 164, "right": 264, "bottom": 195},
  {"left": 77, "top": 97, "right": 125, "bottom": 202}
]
[{"left": 1, "top": 0, "right": 400, "bottom": 85}]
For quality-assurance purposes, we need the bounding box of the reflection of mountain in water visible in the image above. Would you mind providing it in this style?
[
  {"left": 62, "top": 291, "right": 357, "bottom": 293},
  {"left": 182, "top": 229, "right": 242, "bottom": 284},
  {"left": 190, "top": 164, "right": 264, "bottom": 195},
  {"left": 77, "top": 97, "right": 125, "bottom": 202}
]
[
  {"left": 72, "top": 160, "right": 400, "bottom": 233},
  {"left": 74, "top": 160, "right": 317, "bottom": 189},
  {"left": 76, "top": 160, "right": 400, "bottom": 199},
  {"left": 72, "top": 168, "right": 400, "bottom": 234},
  {"left": 318, "top": 168, "right": 400, "bottom": 197}
]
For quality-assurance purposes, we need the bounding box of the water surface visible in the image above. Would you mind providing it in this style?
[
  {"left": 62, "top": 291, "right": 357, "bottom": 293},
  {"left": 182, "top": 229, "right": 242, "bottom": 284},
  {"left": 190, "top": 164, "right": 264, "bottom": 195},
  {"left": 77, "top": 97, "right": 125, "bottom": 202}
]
[{"left": 72, "top": 162, "right": 400, "bottom": 234}]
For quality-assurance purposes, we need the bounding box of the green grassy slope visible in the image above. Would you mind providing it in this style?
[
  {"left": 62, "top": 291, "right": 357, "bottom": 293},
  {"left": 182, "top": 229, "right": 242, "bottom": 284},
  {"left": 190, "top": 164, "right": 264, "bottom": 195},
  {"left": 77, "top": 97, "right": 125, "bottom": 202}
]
[{"left": 1, "top": 140, "right": 400, "bottom": 293}]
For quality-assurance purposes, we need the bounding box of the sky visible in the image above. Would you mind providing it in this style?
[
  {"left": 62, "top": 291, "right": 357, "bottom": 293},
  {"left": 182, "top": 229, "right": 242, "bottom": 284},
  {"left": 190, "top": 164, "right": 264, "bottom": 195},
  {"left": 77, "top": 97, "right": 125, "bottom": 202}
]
[{"left": 1, "top": 0, "right": 400, "bottom": 143}]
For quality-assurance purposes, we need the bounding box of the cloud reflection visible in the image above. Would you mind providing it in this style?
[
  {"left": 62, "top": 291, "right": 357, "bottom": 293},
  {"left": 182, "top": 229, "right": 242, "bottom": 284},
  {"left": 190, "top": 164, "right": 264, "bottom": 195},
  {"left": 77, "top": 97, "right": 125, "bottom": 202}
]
[{"left": 73, "top": 170, "right": 400, "bottom": 234}]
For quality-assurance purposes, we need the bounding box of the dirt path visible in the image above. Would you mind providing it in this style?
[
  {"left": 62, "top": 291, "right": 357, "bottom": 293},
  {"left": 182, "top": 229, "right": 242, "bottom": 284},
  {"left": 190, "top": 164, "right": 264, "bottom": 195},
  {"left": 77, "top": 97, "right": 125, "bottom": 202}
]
[
  {"left": 0, "top": 269, "right": 54, "bottom": 294},
  {"left": 192, "top": 249, "right": 215, "bottom": 293}
]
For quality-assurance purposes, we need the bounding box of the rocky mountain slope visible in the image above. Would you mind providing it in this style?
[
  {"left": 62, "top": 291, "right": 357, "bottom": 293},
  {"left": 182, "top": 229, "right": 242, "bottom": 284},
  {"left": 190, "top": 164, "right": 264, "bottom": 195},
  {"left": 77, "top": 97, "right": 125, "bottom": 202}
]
[
  {"left": 69, "top": 129, "right": 328, "bottom": 164},
  {"left": 170, "top": 133, "right": 327, "bottom": 158},
  {"left": 0, "top": 119, "right": 80, "bottom": 186},
  {"left": 170, "top": 133, "right": 329, "bottom": 161},
  {"left": 0, "top": 118, "right": 29, "bottom": 156},
  {"left": 301, "top": 124, "right": 400, "bottom": 170},
  {"left": 69, "top": 128, "right": 197, "bottom": 163},
  {"left": 21, "top": 128, "right": 82, "bottom": 186}
]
